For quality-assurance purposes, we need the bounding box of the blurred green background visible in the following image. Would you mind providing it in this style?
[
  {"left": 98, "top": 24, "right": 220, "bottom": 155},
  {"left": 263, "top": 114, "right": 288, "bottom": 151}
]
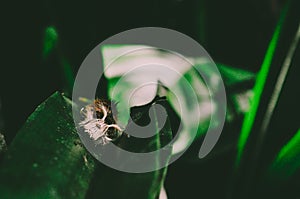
[
  {"left": 1, "top": 0, "right": 299, "bottom": 198},
  {"left": 0, "top": 0, "right": 284, "bottom": 143}
]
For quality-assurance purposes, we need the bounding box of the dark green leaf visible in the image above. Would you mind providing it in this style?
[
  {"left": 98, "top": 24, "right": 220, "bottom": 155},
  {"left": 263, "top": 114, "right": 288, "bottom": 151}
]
[
  {"left": 0, "top": 92, "right": 96, "bottom": 198},
  {"left": 0, "top": 92, "right": 172, "bottom": 199},
  {"left": 86, "top": 97, "right": 173, "bottom": 199}
]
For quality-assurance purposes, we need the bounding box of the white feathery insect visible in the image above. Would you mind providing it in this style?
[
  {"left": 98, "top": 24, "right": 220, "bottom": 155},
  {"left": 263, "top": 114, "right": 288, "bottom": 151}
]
[{"left": 79, "top": 99, "right": 123, "bottom": 145}]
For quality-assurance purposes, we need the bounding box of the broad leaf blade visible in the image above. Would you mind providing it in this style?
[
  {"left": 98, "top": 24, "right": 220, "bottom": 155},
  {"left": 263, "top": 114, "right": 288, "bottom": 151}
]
[
  {"left": 0, "top": 92, "right": 96, "bottom": 198},
  {"left": 0, "top": 92, "right": 172, "bottom": 199},
  {"left": 86, "top": 98, "right": 173, "bottom": 199}
]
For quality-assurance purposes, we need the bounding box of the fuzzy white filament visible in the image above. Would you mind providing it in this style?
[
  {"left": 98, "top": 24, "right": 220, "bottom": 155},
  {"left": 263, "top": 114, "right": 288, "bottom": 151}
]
[{"left": 79, "top": 103, "right": 122, "bottom": 145}]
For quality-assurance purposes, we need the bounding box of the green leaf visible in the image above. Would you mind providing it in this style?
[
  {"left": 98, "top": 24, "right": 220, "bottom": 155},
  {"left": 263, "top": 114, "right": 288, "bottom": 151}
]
[
  {"left": 42, "top": 26, "right": 74, "bottom": 95},
  {"left": 217, "top": 63, "right": 255, "bottom": 87},
  {"left": 0, "top": 92, "right": 96, "bottom": 199},
  {"left": 236, "top": 2, "right": 288, "bottom": 166},
  {"left": 271, "top": 129, "right": 300, "bottom": 179},
  {"left": 86, "top": 97, "right": 173, "bottom": 199},
  {"left": 42, "top": 26, "right": 58, "bottom": 59},
  {"left": 0, "top": 92, "right": 172, "bottom": 199}
]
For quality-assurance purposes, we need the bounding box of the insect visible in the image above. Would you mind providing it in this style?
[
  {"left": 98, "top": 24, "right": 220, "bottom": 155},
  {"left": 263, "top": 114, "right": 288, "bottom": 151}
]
[{"left": 79, "top": 99, "right": 123, "bottom": 145}]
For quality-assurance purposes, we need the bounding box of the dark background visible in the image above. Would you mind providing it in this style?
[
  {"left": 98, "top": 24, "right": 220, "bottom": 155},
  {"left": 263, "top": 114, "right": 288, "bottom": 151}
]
[
  {"left": 1, "top": 0, "right": 284, "bottom": 143},
  {"left": 0, "top": 1, "right": 290, "bottom": 198}
]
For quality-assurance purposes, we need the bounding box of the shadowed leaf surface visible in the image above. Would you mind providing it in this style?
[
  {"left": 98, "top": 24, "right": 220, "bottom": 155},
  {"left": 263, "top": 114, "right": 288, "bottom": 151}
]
[
  {"left": 0, "top": 92, "right": 173, "bottom": 199},
  {"left": 0, "top": 92, "right": 96, "bottom": 198},
  {"left": 86, "top": 97, "right": 173, "bottom": 199}
]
